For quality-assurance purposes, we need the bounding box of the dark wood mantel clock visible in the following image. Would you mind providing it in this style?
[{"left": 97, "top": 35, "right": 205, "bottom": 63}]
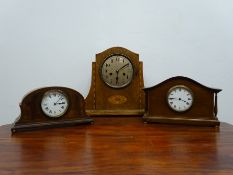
[
  {"left": 85, "top": 47, "right": 145, "bottom": 116},
  {"left": 143, "top": 76, "right": 221, "bottom": 126},
  {"left": 11, "top": 87, "right": 93, "bottom": 133}
]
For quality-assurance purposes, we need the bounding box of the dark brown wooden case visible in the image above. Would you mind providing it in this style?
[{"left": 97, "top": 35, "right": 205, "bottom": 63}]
[
  {"left": 143, "top": 76, "right": 221, "bottom": 126},
  {"left": 85, "top": 47, "right": 145, "bottom": 116},
  {"left": 11, "top": 87, "right": 93, "bottom": 133}
]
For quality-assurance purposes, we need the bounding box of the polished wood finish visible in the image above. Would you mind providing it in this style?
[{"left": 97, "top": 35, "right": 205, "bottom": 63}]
[
  {"left": 85, "top": 47, "right": 145, "bottom": 116},
  {"left": 1, "top": 117, "right": 233, "bottom": 174},
  {"left": 143, "top": 76, "right": 221, "bottom": 126},
  {"left": 11, "top": 87, "right": 93, "bottom": 133}
]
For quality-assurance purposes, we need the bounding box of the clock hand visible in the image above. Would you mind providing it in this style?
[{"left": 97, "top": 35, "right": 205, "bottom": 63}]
[
  {"left": 57, "top": 102, "right": 65, "bottom": 105},
  {"left": 54, "top": 97, "right": 64, "bottom": 105},
  {"left": 115, "top": 70, "right": 119, "bottom": 84},
  {"left": 55, "top": 97, "right": 62, "bottom": 103},
  {"left": 117, "top": 63, "right": 129, "bottom": 72},
  {"left": 180, "top": 99, "right": 189, "bottom": 103},
  {"left": 169, "top": 97, "right": 189, "bottom": 103},
  {"left": 116, "top": 76, "right": 118, "bottom": 84}
]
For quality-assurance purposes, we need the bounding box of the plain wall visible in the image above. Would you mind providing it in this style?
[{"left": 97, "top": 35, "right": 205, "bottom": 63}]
[{"left": 0, "top": 0, "right": 233, "bottom": 125}]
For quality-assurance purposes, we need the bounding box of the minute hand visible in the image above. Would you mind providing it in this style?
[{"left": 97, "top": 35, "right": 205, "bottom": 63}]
[{"left": 117, "top": 63, "right": 129, "bottom": 72}]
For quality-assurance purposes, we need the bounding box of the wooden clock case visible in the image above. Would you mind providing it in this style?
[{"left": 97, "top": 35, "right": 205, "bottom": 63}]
[
  {"left": 143, "top": 76, "right": 221, "bottom": 126},
  {"left": 85, "top": 47, "right": 145, "bottom": 116},
  {"left": 11, "top": 87, "right": 93, "bottom": 133}
]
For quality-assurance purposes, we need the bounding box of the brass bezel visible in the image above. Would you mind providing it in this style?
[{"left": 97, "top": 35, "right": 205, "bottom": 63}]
[
  {"left": 167, "top": 85, "right": 194, "bottom": 112},
  {"left": 41, "top": 89, "right": 70, "bottom": 118},
  {"left": 100, "top": 54, "right": 134, "bottom": 89}
]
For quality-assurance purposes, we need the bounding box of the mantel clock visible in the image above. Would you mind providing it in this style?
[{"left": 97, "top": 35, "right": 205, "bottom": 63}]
[
  {"left": 11, "top": 87, "right": 93, "bottom": 133},
  {"left": 85, "top": 47, "right": 145, "bottom": 116},
  {"left": 143, "top": 76, "right": 221, "bottom": 126}
]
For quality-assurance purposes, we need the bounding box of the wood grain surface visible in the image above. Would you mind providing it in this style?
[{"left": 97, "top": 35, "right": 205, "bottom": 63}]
[{"left": 0, "top": 117, "right": 233, "bottom": 175}]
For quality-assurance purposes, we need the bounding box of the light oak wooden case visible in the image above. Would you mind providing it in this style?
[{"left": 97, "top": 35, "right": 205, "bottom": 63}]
[{"left": 85, "top": 47, "right": 145, "bottom": 116}]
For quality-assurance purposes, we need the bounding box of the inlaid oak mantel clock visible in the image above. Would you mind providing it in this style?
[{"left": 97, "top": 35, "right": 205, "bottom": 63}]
[
  {"left": 85, "top": 47, "right": 145, "bottom": 116},
  {"left": 11, "top": 87, "right": 93, "bottom": 133},
  {"left": 143, "top": 76, "right": 221, "bottom": 126}
]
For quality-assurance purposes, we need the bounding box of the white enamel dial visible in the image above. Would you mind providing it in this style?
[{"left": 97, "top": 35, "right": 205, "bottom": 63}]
[
  {"left": 41, "top": 90, "right": 69, "bottom": 118},
  {"left": 101, "top": 55, "right": 134, "bottom": 88},
  {"left": 167, "top": 85, "right": 194, "bottom": 112}
]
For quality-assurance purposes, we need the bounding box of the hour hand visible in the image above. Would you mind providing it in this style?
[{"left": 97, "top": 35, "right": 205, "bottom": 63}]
[
  {"left": 116, "top": 77, "right": 119, "bottom": 84},
  {"left": 180, "top": 99, "right": 188, "bottom": 103}
]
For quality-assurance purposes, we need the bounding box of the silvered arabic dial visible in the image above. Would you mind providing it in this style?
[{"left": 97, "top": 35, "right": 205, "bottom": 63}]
[
  {"left": 101, "top": 55, "right": 134, "bottom": 88},
  {"left": 167, "top": 85, "right": 194, "bottom": 112},
  {"left": 41, "top": 90, "right": 69, "bottom": 118}
]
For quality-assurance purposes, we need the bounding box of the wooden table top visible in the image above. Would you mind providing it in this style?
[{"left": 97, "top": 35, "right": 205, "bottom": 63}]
[{"left": 0, "top": 117, "right": 233, "bottom": 175}]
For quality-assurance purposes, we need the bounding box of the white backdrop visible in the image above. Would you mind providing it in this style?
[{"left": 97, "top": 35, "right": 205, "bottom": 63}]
[{"left": 0, "top": 0, "right": 233, "bottom": 125}]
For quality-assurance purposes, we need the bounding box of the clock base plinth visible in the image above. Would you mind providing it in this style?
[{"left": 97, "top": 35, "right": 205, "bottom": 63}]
[
  {"left": 11, "top": 118, "right": 94, "bottom": 133},
  {"left": 143, "top": 115, "right": 220, "bottom": 126},
  {"left": 86, "top": 109, "right": 145, "bottom": 116}
]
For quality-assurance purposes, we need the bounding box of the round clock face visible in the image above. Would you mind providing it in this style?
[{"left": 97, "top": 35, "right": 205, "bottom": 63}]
[
  {"left": 101, "top": 55, "right": 134, "bottom": 88},
  {"left": 167, "top": 85, "right": 194, "bottom": 112},
  {"left": 41, "top": 90, "right": 69, "bottom": 118}
]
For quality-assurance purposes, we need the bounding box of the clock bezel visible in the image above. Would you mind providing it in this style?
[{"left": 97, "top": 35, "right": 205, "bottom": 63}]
[
  {"left": 167, "top": 85, "right": 194, "bottom": 112},
  {"left": 100, "top": 54, "right": 134, "bottom": 89},
  {"left": 41, "top": 89, "right": 70, "bottom": 118}
]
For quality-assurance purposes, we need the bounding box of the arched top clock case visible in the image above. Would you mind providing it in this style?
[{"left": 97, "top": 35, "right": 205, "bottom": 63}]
[
  {"left": 85, "top": 47, "right": 145, "bottom": 116},
  {"left": 11, "top": 87, "right": 93, "bottom": 133},
  {"left": 143, "top": 76, "right": 222, "bottom": 126}
]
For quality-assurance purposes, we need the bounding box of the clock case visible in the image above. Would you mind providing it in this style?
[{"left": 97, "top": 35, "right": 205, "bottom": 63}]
[
  {"left": 11, "top": 87, "right": 93, "bottom": 133},
  {"left": 143, "top": 76, "right": 221, "bottom": 126},
  {"left": 85, "top": 47, "right": 145, "bottom": 116}
]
